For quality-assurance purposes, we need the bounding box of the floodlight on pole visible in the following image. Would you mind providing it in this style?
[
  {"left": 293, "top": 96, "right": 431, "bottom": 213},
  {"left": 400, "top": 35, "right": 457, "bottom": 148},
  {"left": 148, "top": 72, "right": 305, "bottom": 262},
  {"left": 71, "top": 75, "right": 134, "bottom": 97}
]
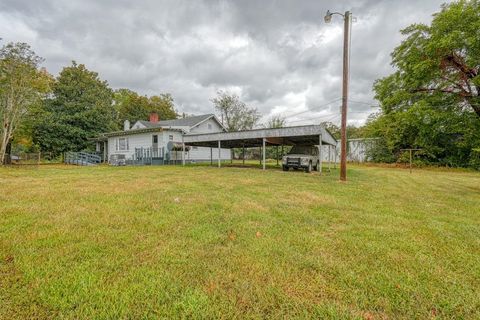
[
  {"left": 324, "top": 10, "right": 332, "bottom": 23},
  {"left": 324, "top": 10, "right": 344, "bottom": 23},
  {"left": 324, "top": 10, "right": 352, "bottom": 182}
]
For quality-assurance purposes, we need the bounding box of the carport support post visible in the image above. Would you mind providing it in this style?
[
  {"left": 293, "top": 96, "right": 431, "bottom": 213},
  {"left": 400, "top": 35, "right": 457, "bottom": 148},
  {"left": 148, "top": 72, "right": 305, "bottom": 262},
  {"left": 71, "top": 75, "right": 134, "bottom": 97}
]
[
  {"left": 334, "top": 146, "right": 337, "bottom": 169},
  {"left": 242, "top": 145, "right": 245, "bottom": 165},
  {"left": 259, "top": 146, "right": 261, "bottom": 166},
  {"left": 218, "top": 140, "right": 221, "bottom": 168},
  {"left": 328, "top": 145, "right": 331, "bottom": 172},
  {"left": 262, "top": 138, "right": 266, "bottom": 170},
  {"left": 276, "top": 145, "right": 279, "bottom": 166},
  {"left": 182, "top": 141, "right": 185, "bottom": 166},
  {"left": 319, "top": 134, "right": 323, "bottom": 174},
  {"left": 103, "top": 141, "right": 107, "bottom": 163},
  {"left": 210, "top": 147, "right": 213, "bottom": 166}
]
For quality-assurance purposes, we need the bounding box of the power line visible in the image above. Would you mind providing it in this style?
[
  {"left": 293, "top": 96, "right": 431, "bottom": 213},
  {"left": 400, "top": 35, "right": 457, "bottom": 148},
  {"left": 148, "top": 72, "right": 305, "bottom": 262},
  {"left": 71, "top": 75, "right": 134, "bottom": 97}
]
[
  {"left": 286, "top": 113, "right": 341, "bottom": 124},
  {"left": 282, "top": 97, "right": 342, "bottom": 119},
  {"left": 348, "top": 99, "right": 379, "bottom": 107},
  {"left": 286, "top": 112, "right": 339, "bottom": 123},
  {"left": 283, "top": 98, "right": 376, "bottom": 120},
  {"left": 290, "top": 109, "right": 370, "bottom": 119},
  {"left": 268, "top": 98, "right": 377, "bottom": 125}
]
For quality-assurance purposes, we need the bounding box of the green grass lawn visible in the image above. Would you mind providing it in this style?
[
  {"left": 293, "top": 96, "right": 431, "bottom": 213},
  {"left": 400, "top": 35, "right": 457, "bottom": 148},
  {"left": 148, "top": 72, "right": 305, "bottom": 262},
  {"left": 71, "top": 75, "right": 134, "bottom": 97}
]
[{"left": 1, "top": 164, "right": 479, "bottom": 319}]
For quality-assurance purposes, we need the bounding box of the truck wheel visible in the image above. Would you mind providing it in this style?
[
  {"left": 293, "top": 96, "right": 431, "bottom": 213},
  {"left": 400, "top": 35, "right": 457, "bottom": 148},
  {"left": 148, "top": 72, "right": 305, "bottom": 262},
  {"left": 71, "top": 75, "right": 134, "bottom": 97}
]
[
  {"left": 305, "top": 161, "right": 312, "bottom": 173},
  {"left": 282, "top": 165, "right": 289, "bottom": 171}
]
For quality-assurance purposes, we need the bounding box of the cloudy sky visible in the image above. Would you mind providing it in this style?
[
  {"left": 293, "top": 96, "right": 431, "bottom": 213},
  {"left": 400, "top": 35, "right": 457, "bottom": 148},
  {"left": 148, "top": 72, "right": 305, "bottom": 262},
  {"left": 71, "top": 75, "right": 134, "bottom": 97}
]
[{"left": 1, "top": 0, "right": 448, "bottom": 126}]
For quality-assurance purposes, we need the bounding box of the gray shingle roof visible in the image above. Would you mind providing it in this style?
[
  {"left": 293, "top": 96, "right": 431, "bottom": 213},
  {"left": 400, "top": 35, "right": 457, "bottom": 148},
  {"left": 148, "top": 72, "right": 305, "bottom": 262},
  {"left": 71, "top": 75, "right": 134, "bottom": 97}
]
[{"left": 138, "top": 114, "right": 214, "bottom": 128}]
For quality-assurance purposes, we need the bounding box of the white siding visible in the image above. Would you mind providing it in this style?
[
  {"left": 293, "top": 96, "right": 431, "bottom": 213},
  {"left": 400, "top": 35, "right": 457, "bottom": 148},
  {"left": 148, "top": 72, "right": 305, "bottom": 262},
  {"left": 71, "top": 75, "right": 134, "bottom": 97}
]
[
  {"left": 319, "top": 145, "right": 338, "bottom": 163},
  {"left": 185, "top": 118, "right": 230, "bottom": 161},
  {"left": 317, "top": 139, "right": 378, "bottom": 163},
  {"left": 163, "top": 130, "right": 183, "bottom": 145},
  {"left": 107, "top": 129, "right": 231, "bottom": 163},
  {"left": 108, "top": 132, "right": 159, "bottom": 160},
  {"left": 190, "top": 118, "right": 224, "bottom": 134},
  {"left": 187, "top": 146, "right": 231, "bottom": 162}
]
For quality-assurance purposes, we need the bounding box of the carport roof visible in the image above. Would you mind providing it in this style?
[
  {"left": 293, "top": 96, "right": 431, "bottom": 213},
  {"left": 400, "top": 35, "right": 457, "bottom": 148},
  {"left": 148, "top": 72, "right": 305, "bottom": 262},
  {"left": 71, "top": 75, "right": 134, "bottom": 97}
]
[{"left": 183, "top": 125, "right": 337, "bottom": 148}]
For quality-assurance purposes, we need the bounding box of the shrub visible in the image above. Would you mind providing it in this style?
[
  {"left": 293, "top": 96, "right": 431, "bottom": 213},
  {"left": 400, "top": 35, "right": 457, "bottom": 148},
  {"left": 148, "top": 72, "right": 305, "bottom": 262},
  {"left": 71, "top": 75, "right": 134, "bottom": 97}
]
[{"left": 469, "top": 148, "right": 480, "bottom": 170}]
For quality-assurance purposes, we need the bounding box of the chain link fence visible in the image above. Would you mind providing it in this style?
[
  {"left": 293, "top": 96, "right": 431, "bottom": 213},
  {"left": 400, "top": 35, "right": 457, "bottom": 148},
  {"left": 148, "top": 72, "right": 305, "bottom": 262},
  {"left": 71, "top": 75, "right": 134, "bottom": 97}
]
[{"left": 3, "top": 152, "right": 63, "bottom": 166}]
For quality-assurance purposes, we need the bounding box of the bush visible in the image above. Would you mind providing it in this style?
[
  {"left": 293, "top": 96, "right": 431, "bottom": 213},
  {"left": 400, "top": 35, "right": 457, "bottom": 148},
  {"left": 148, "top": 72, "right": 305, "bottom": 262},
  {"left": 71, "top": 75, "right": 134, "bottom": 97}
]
[
  {"left": 365, "top": 139, "right": 395, "bottom": 163},
  {"left": 469, "top": 148, "right": 480, "bottom": 170}
]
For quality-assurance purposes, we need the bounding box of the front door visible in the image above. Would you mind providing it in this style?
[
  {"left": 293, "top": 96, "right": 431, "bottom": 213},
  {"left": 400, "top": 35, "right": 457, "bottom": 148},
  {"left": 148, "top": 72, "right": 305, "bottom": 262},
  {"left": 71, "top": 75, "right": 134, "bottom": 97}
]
[{"left": 152, "top": 135, "right": 159, "bottom": 158}]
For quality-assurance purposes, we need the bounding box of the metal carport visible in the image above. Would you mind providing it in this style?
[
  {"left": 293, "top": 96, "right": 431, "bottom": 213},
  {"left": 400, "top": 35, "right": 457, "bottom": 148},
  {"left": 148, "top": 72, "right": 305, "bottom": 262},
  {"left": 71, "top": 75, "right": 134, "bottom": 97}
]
[{"left": 181, "top": 125, "right": 337, "bottom": 171}]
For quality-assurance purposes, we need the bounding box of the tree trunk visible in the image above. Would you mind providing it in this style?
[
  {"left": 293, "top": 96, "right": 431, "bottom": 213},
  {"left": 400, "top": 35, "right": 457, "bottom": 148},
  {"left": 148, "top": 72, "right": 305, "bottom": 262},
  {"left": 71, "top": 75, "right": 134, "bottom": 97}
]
[
  {"left": 4, "top": 141, "right": 12, "bottom": 165},
  {"left": 0, "top": 137, "right": 7, "bottom": 165},
  {"left": 0, "top": 120, "right": 13, "bottom": 165}
]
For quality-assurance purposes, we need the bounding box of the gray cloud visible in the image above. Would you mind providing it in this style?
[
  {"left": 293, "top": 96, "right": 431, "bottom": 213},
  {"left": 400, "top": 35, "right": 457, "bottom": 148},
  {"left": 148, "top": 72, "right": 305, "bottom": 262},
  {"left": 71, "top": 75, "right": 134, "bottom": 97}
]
[{"left": 0, "top": 0, "right": 447, "bottom": 126}]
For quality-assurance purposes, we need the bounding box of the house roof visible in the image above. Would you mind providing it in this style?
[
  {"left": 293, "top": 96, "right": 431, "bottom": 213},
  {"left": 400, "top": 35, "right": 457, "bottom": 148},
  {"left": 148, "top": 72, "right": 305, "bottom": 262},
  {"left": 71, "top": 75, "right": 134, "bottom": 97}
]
[
  {"left": 138, "top": 114, "right": 215, "bottom": 129},
  {"left": 95, "top": 114, "right": 225, "bottom": 141},
  {"left": 97, "top": 127, "right": 184, "bottom": 139}
]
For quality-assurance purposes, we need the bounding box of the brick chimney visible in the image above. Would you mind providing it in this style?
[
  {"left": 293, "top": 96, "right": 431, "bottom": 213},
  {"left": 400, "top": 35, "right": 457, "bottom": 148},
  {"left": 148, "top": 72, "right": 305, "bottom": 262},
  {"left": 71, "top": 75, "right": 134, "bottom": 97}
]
[{"left": 149, "top": 112, "right": 159, "bottom": 123}]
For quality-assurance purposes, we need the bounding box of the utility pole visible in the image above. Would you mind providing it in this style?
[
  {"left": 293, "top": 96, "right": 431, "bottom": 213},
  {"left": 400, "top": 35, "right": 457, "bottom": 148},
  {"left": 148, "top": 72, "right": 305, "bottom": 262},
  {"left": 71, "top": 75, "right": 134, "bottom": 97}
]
[
  {"left": 325, "top": 10, "right": 351, "bottom": 181},
  {"left": 340, "top": 11, "right": 351, "bottom": 181}
]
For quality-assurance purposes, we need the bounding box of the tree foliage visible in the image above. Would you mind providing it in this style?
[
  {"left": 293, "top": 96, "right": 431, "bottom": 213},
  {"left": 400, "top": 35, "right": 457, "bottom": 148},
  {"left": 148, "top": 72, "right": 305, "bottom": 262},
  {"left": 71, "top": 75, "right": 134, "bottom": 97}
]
[
  {"left": 114, "top": 89, "right": 177, "bottom": 126},
  {"left": 380, "top": 0, "right": 480, "bottom": 117},
  {"left": 211, "top": 91, "right": 260, "bottom": 131},
  {"left": 366, "top": 0, "right": 480, "bottom": 167},
  {"left": 365, "top": 102, "right": 480, "bottom": 166},
  {"left": 321, "top": 121, "right": 364, "bottom": 140},
  {"left": 265, "top": 115, "right": 286, "bottom": 128},
  {"left": 0, "top": 42, "right": 52, "bottom": 164},
  {"left": 33, "top": 62, "right": 115, "bottom": 155}
]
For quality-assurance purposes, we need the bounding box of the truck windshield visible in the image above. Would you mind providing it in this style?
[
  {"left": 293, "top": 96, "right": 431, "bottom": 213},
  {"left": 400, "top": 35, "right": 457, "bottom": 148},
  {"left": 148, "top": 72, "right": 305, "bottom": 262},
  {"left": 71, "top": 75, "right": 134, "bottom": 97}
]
[{"left": 289, "top": 145, "right": 313, "bottom": 155}]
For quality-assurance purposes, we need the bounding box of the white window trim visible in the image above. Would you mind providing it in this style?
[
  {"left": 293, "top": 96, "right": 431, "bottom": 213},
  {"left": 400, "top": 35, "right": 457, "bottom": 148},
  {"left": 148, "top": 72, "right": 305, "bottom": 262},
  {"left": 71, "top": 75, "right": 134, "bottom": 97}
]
[{"left": 117, "top": 137, "right": 129, "bottom": 151}]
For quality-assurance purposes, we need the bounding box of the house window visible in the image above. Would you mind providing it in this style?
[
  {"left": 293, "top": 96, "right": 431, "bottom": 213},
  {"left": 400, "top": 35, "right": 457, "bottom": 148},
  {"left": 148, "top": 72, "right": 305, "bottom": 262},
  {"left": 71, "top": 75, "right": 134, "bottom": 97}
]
[
  {"left": 169, "top": 135, "right": 174, "bottom": 141},
  {"left": 118, "top": 137, "right": 128, "bottom": 151},
  {"left": 152, "top": 135, "right": 158, "bottom": 144}
]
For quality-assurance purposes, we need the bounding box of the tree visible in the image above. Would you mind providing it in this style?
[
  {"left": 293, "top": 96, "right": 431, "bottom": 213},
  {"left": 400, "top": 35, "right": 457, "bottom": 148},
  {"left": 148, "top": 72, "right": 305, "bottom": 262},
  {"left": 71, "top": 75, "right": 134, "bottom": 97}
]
[
  {"left": 377, "top": 0, "right": 480, "bottom": 117},
  {"left": 265, "top": 115, "right": 286, "bottom": 128},
  {"left": 367, "top": 1, "right": 480, "bottom": 167},
  {"left": 0, "top": 42, "right": 51, "bottom": 164},
  {"left": 33, "top": 62, "right": 115, "bottom": 155},
  {"left": 114, "top": 89, "right": 177, "bottom": 126},
  {"left": 211, "top": 91, "right": 260, "bottom": 131},
  {"left": 364, "top": 102, "right": 480, "bottom": 166},
  {"left": 114, "top": 89, "right": 149, "bottom": 126},
  {"left": 148, "top": 93, "right": 177, "bottom": 120},
  {"left": 320, "top": 121, "right": 364, "bottom": 140}
]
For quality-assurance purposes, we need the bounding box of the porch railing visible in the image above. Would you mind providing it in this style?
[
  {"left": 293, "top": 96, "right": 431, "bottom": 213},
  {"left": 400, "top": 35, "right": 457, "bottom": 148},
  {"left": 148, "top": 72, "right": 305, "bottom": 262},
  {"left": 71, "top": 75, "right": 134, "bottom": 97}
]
[
  {"left": 64, "top": 151, "right": 102, "bottom": 166},
  {"left": 134, "top": 147, "right": 165, "bottom": 165}
]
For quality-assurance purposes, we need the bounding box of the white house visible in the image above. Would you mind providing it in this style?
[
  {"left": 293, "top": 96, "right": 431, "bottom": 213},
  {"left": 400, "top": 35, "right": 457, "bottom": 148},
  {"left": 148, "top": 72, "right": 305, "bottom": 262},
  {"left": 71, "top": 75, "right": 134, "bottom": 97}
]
[{"left": 97, "top": 113, "right": 231, "bottom": 165}]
